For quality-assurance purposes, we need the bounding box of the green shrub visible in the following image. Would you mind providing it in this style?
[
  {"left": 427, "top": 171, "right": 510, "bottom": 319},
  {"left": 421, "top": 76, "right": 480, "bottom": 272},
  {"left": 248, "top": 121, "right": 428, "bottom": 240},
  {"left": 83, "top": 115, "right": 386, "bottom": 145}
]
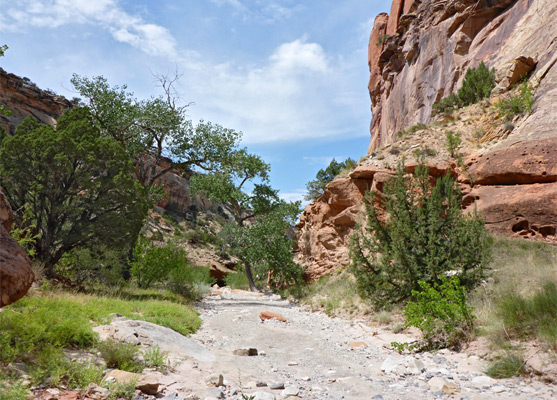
[
  {"left": 144, "top": 346, "right": 171, "bottom": 372},
  {"left": 376, "top": 34, "right": 390, "bottom": 46},
  {"left": 432, "top": 93, "right": 462, "bottom": 116},
  {"left": 224, "top": 270, "right": 250, "bottom": 290},
  {"left": 432, "top": 62, "right": 495, "bottom": 115},
  {"left": 457, "top": 61, "right": 496, "bottom": 106},
  {"left": 350, "top": 162, "right": 491, "bottom": 308},
  {"left": 445, "top": 130, "right": 461, "bottom": 157},
  {"left": 0, "top": 378, "right": 29, "bottom": 400},
  {"left": 401, "top": 276, "right": 475, "bottom": 350},
  {"left": 131, "top": 241, "right": 188, "bottom": 288},
  {"left": 497, "top": 81, "right": 535, "bottom": 121},
  {"left": 496, "top": 282, "right": 557, "bottom": 348},
  {"left": 29, "top": 346, "right": 103, "bottom": 387},
  {"left": 486, "top": 354, "right": 528, "bottom": 378},
  {"left": 104, "top": 380, "right": 137, "bottom": 400},
  {"left": 98, "top": 340, "right": 142, "bottom": 372},
  {"left": 168, "top": 264, "right": 215, "bottom": 300}
]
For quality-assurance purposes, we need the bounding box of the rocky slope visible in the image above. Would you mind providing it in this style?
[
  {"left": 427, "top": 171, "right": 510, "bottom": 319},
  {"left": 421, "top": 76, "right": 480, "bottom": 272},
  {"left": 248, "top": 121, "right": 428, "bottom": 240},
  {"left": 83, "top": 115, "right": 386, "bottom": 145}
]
[{"left": 296, "top": 0, "right": 557, "bottom": 280}]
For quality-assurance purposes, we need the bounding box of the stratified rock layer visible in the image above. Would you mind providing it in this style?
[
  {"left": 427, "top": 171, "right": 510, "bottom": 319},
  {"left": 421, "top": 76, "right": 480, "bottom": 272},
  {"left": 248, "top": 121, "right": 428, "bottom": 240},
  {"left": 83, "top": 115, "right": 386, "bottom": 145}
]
[
  {"left": 367, "top": 0, "right": 557, "bottom": 150},
  {"left": 0, "top": 68, "right": 71, "bottom": 135},
  {"left": 0, "top": 188, "right": 34, "bottom": 307},
  {"left": 295, "top": 0, "right": 557, "bottom": 280}
]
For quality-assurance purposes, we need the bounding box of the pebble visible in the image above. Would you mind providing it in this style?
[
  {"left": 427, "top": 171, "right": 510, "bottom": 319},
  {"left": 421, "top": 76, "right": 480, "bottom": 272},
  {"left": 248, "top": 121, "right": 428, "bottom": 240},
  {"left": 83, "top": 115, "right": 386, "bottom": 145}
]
[
  {"left": 251, "top": 392, "right": 275, "bottom": 400},
  {"left": 269, "top": 382, "right": 285, "bottom": 390},
  {"left": 282, "top": 386, "right": 300, "bottom": 396}
]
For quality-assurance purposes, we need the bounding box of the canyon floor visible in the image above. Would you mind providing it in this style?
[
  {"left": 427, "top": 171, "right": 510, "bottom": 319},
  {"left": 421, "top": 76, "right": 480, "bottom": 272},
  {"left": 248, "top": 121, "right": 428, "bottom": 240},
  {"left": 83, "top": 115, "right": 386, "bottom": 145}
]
[{"left": 121, "top": 288, "right": 557, "bottom": 400}]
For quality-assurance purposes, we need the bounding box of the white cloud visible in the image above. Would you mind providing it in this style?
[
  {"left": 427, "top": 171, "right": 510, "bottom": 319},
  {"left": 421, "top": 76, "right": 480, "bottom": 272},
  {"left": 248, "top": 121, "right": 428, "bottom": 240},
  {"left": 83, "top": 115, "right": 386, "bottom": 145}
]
[
  {"left": 279, "top": 189, "right": 307, "bottom": 203},
  {"left": 1, "top": 0, "right": 177, "bottom": 58},
  {"left": 181, "top": 37, "right": 365, "bottom": 144}
]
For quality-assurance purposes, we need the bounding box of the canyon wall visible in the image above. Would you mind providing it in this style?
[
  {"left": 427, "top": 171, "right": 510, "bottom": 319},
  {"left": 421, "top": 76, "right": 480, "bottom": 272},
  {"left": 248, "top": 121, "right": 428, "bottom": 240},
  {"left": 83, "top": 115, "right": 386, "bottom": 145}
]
[{"left": 296, "top": 0, "right": 557, "bottom": 280}]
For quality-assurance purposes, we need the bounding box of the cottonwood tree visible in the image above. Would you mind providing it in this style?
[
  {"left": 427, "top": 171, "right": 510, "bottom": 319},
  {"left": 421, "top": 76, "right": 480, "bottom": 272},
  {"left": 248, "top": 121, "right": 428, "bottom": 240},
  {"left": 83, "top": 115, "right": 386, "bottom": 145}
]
[
  {"left": 71, "top": 74, "right": 241, "bottom": 189},
  {"left": 190, "top": 150, "right": 302, "bottom": 291},
  {"left": 0, "top": 108, "right": 148, "bottom": 278}
]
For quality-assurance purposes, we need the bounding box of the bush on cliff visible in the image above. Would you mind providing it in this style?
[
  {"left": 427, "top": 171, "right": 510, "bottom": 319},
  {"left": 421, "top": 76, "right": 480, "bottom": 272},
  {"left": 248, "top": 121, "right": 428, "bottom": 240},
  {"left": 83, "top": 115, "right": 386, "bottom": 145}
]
[
  {"left": 432, "top": 62, "right": 495, "bottom": 115},
  {"left": 349, "top": 162, "right": 491, "bottom": 309},
  {"left": 304, "top": 158, "right": 357, "bottom": 202}
]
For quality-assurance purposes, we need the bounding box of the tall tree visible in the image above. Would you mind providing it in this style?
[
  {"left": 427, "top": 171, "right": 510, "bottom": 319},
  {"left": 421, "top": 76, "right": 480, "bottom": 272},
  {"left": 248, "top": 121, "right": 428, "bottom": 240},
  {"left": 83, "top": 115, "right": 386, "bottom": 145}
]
[
  {"left": 71, "top": 74, "right": 242, "bottom": 188},
  {"left": 0, "top": 108, "right": 148, "bottom": 278},
  {"left": 190, "top": 150, "right": 301, "bottom": 291}
]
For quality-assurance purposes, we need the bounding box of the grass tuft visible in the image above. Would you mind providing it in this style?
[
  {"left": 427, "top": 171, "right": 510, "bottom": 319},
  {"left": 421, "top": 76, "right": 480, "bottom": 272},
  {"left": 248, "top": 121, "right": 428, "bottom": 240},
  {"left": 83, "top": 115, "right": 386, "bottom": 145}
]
[{"left": 486, "top": 354, "right": 528, "bottom": 378}]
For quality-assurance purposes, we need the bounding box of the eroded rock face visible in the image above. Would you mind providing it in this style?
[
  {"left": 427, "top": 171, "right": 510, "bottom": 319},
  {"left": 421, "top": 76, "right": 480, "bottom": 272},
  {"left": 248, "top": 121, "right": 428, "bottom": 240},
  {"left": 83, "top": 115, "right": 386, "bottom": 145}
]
[
  {"left": 296, "top": 138, "right": 557, "bottom": 280},
  {"left": 0, "top": 68, "right": 71, "bottom": 135},
  {"left": 0, "top": 188, "right": 34, "bottom": 307},
  {"left": 367, "top": 0, "right": 557, "bottom": 151}
]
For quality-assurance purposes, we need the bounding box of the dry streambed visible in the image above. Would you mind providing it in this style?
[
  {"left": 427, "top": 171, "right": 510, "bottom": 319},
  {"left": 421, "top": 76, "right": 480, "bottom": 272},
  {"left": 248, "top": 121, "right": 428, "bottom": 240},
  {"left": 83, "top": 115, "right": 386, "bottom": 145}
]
[{"left": 94, "top": 289, "right": 555, "bottom": 400}]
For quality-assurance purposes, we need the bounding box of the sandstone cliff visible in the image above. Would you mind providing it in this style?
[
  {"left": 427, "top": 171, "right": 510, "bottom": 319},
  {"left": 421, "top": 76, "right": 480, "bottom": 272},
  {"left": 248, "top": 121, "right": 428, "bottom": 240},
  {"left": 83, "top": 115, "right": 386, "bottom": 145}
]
[
  {"left": 0, "top": 68, "right": 72, "bottom": 135},
  {"left": 296, "top": 0, "right": 557, "bottom": 280}
]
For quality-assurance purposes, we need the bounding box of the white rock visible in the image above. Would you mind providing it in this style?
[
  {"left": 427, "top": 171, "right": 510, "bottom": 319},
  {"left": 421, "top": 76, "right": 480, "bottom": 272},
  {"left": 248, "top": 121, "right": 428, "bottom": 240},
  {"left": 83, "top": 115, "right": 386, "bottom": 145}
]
[
  {"left": 471, "top": 375, "right": 496, "bottom": 388},
  {"left": 491, "top": 385, "right": 507, "bottom": 393},
  {"left": 428, "top": 377, "right": 448, "bottom": 392},
  {"left": 380, "top": 356, "right": 402, "bottom": 374},
  {"left": 406, "top": 358, "right": 425, "bottom": 375},
  {"left": 252, "top": 392, "right": 275, "bottom": 400},
  {"left": 282, "top": 386, "right": 299, "bottom": 396},
  {"left": 287, "top": 361, "right": 298, "bottom": 366}
]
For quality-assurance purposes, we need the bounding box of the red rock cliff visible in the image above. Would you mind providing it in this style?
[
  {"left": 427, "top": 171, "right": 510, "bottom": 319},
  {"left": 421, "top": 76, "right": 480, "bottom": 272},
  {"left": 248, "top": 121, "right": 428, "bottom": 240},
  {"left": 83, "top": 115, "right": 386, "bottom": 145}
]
[{"left": 296, "top": 0, "right": 557, "bottom": 281}]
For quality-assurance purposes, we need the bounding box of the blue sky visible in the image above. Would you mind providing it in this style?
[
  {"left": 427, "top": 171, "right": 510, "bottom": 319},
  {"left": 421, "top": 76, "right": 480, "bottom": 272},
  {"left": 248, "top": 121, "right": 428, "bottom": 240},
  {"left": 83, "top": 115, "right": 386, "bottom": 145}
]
[{"left": 0, "top": 0, "right": 389, "bottom": 204}]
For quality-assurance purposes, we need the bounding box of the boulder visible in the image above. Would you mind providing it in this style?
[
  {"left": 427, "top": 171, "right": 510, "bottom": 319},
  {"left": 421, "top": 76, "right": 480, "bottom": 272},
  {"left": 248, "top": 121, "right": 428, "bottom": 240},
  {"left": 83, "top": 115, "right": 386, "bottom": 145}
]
[
  {"left": 0, "top": 188, "right": 34, "bottom": 307},
  {"left": 259, "top": 311, "right": 287, "bottom": 322}
]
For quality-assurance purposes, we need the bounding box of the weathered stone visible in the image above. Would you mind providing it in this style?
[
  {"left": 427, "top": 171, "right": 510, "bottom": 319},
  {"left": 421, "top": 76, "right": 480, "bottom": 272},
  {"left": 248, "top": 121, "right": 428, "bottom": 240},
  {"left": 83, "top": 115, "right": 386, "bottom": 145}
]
[
  {"left": 103, "top": 369, "right": 141, "bottom": 384},
  {"left": 442, "top": 383, "right": 460, "bottom": 395},
  {"left": 233, "top": 347, "right": 258, "bottom": 356},
  {"left": 428, "top": 376, "right": 448, "bottom": 392},
  {"left": 205, "top": 373, "right": 224, "bottom": 387},
  {"left": 259, "top": 311, "right": 287, "bottom": 322},
  {"left": 137, "top": 374, "right": 161, "bottom": 395},
  {"left": 269, "top": 382, "right": 285, "bottom": 390},
  {"left": 0, "top": 188, "right": 34, "bottom": 307},
  {"left": 350, "top": 341, "right": 367, "bottom": 348},
  {"left": 251, "top": 392, "right": 275, "bottom": 400},
  {"left": 471, "top": 375, "right": 496, "bottom": 388},
  {"left": 84, "top": 383, "right": 111, "bottom": 399}
]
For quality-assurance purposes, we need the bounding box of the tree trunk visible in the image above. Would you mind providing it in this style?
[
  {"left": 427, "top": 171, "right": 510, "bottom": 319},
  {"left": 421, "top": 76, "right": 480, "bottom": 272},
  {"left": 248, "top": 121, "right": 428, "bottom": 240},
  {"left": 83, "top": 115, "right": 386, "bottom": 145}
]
[{"left": 244, "top": 260, "right": 257, "bottom": 292}]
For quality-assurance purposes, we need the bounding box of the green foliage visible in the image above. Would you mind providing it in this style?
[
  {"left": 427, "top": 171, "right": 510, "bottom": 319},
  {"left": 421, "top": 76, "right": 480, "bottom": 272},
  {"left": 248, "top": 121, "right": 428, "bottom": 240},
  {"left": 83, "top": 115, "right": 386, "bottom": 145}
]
[
  {"left": 98, "top": 340, "right": 142, "bottom": 372},
  {"left": 0, "top": 44, "right": 7, "bottom": 57},
  {"left": 57, "top": 245, "right": 129, "bottom": 286},
  {"left": 457, "top": 62, "right": 496, "bottom": 106},
  {"left": 191, "top": 149, "right": 301, "bottom": 291},
  {"left": 401, "top": 276, "right": 475, "bottom": 350},
  {"left": 104, "top": 380, "right": 137, "bottom": 400},
  {"left": 131, "top": 241, "right": 188, "bottom": 289},
  {"left": 432, "top": 93, "right": 462, "bottom": 116},
  {"left": 219, "top": 202, "right": 303, "bottom": 289},
  {"left": 29, "top": 348, "right": 104, "bottom": 388},
  {"left": 224, "top": 269, "right": 251, "bottom": 290},
  {"left": 497, "top": 81, "right": 535, "bottom": 121},
  {"left": 0, "top": 108, "right": 148, "bottom": 276},
  {"left": 496, "top": 282, "right": 557, "bottom": 348},
  {"left": 0, "top": 377, "right": 29, "bottom": 400},
  {"left": 432, "top": 62, "right": 495, "bottom": 115},
  {"left": 444, "top": 130, "right": 461, "bottom": 157},
  {"left": 168, "top": 264, "right": 215, "bottom": 300},
  {"left": 376, "top": 34, "right": 391, "bottom": 46},
  {"left": 71, "top": 75, "right": 242, "bottom": 188},
  {"left": 397, "top": 123, "right": 428, "bottom": 139},
  {"left": 143, "top": 346, "right": 171, "bottom": 372},
  {"left": 350, "top": 162, "right": 491, "bottom": 308},
  {"left": 304, "top": 158, "right": 356, "bottom": 202},
  {"left": 486, "top": 354, "right": 527, "bottom": 379}
]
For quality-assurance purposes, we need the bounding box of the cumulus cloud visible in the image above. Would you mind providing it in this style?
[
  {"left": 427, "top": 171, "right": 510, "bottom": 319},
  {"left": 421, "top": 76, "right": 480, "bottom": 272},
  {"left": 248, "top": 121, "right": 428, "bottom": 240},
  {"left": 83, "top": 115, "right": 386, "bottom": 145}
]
[
  {"left": 1, "top": 0, "right": 177, "bottom": 58},
  {"left": 183, "top": 37, "right": 367, "bottom": 144}
]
